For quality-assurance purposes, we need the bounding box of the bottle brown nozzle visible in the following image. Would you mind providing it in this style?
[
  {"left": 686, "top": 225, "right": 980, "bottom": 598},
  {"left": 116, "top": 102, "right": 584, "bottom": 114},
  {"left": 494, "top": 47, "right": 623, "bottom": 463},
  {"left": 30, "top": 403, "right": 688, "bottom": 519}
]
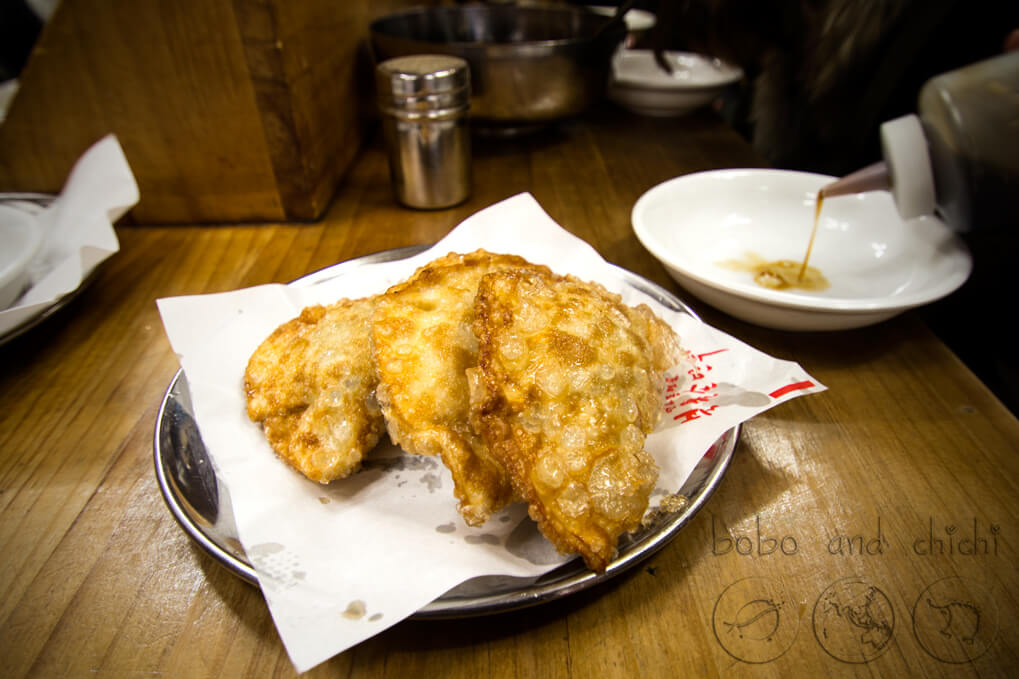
[{"left": 819, "top": 162, "right": 890, "bottom": 199}]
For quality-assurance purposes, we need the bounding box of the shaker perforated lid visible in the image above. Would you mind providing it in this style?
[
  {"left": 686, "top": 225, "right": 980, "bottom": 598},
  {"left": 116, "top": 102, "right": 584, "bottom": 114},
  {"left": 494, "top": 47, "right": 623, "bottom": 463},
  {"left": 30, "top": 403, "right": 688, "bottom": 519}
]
[{"left": 376, "top": 55, "right": 470, "bottom": 110}]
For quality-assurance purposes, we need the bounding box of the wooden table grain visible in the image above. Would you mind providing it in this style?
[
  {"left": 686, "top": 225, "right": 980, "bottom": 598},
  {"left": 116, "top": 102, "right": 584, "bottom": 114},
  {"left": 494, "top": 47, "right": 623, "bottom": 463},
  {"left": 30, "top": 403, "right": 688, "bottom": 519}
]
[{"left": 2, "top": 105, "right": 1017, "bottom": 678}]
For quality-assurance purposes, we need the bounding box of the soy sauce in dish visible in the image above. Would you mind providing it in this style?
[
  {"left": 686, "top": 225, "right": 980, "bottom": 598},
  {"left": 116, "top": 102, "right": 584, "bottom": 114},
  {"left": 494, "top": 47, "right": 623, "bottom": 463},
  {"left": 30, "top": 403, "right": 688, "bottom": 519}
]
[{"left": 717, "top": 191, "right": 830, "bottom": 292}]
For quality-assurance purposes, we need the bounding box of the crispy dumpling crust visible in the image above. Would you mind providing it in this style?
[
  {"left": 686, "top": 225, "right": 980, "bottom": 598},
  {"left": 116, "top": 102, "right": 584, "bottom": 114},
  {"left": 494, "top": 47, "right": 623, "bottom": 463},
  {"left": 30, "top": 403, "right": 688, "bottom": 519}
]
[
  {"left": 243, "top": 249, "right": 685, "bottom": 574},
  {"left": 470, "top": 268, "right": 680, "bottom": 572},
  {"left": 244, "top": 297, "right": 385, "bottom": 483},
  {"left": 371, "top": 250, "right": 553, "bottom": 525}
]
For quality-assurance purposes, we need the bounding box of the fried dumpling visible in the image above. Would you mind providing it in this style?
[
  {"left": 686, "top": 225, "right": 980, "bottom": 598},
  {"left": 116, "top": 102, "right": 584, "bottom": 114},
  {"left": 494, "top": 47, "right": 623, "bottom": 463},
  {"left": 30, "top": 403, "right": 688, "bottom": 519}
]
[
  {"left": 470, "top": 268, "right": 680, "bottom": 572},
  {"left": 372, "top": 250, "right": 552, "bottom": 525},
  {"left": 244, "top": 297, "right": 385, "bottom": 483}
]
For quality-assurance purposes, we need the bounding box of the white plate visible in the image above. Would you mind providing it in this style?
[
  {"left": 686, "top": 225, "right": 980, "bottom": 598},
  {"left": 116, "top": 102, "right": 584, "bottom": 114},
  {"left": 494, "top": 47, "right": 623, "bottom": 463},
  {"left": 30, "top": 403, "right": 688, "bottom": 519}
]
[
  {"left": 0, "top": 203, "right": 43, "bottom": 310},
  {"left": 632, "top": 169, "right": 973, "bottom": 331},
  {"left": 586, "top": 5, "right": 657, "bottom": 33},
  {"left": 0, "top": 193, "right": 98, "bottom": 346},
  {"left": 609, "top": 50, "right": 743, "bottom": 117}
]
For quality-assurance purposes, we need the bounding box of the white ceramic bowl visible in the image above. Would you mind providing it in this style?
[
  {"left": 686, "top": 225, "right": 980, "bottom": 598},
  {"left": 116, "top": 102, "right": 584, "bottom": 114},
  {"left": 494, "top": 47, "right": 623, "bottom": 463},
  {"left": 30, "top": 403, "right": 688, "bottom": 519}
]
[
  {"left": 632, "top": 169, "right": 973, "bottom": 331},
  {"left": 0, "top": 204, "right": 43, "bottom": 309},
  {"left": 608, "top": 50, "right": 743, "bottom": 117}
]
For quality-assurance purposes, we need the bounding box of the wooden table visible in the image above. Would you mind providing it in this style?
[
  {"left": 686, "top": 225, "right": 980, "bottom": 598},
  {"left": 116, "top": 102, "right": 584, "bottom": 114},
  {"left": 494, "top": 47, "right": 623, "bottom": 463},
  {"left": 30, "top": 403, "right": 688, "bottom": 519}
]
[{"left": 2, "top": 105, "right": 1017, "bottom": 677}]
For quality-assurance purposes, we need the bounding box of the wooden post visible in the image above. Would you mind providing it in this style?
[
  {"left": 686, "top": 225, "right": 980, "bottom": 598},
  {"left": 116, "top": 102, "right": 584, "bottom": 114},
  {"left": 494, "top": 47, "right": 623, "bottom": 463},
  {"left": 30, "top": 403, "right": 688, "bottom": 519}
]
[{"left": 0, "top": 0, "right": 425, "bottom": 224}]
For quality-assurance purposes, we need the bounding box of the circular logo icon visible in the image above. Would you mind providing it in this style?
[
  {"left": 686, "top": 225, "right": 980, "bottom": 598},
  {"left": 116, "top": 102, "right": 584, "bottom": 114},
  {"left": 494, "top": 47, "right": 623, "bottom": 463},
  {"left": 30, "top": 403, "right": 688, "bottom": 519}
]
[
  {"left": 713, "top": 577, "right": 799, "bottom": 663},
  {"left": 812, "top": 576, "right": 894, "bottom": 663},
  {"left": 913, "top": 576, "right": 998, "bottom": 663}
]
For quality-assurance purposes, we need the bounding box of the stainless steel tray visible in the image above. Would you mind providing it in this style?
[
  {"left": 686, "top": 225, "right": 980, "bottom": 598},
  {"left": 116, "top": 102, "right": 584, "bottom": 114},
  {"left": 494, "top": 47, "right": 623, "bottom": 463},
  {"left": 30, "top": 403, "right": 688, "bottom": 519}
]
[
  {"left": 0, "top": 192, "right": 88, "bottom": 348},
  {"left": 153, "top": 245, "right": 738, "bottom": 618}
]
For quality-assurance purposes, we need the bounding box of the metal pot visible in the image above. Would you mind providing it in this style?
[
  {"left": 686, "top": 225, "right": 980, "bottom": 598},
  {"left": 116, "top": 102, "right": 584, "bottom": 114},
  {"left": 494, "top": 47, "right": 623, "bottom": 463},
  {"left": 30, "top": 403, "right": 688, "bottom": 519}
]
[{"left": 370, "top": 4, "right": 626, "bottom": 133}]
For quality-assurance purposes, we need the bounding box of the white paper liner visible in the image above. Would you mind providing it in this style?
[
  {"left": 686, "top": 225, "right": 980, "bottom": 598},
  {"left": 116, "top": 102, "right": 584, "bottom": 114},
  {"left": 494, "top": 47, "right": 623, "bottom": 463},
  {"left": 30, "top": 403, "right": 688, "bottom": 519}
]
[
  {"left": 0, "top": 134, "right": 138, "bottom": 335},
  {"left": 157, "top": 193, "right": 825, "bottom": 673}
]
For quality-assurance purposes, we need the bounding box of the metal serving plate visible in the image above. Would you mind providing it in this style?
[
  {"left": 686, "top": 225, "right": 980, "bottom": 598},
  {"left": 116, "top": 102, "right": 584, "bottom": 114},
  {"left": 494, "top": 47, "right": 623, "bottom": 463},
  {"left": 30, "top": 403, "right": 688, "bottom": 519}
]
[
  {"left": 153, "top": 245, "right": 738, "bottom": 618},
  {"left": 0, "top": 192, "right": 105, "bottom": 348}
]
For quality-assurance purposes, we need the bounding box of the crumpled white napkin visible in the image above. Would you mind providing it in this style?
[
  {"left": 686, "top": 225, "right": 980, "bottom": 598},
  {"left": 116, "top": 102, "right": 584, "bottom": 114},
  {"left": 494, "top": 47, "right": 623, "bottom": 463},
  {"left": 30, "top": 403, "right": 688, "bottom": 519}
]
[
  {"left": 0, "top": 134, "right": 138, "bottom": 335},
  {"left": 157, "top": 193, "right": 825, "bottom": 673}
]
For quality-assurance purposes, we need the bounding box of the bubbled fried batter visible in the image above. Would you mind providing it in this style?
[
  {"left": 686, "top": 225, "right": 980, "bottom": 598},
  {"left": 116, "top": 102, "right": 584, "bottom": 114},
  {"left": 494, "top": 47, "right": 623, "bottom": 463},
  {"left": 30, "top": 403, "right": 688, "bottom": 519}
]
[
  {"left": 372, "top": 250, "right": 553, "bottom": 525},
  {"left": 244, "top": 297, "right": 386, "bottom": 483},
  {"left": 470, "top": 268, "right": 681, "bottom": 572}
]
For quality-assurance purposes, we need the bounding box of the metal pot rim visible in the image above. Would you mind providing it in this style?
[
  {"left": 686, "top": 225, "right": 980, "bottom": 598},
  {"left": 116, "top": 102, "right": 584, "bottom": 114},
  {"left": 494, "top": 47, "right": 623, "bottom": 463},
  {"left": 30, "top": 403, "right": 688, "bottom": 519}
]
[{"left": 369, "top": 5, "right": 626, "bottom": 52}]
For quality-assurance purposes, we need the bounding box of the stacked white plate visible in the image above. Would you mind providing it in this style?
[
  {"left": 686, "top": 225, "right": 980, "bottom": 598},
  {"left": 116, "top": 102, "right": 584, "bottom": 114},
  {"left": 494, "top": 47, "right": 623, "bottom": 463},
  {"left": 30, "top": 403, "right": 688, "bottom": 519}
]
[
  {"left": 586, "top": 5, "right": 657, "bottom": 46},
  {"left": 609, "top": 50, "right": 743, "bottom": 117},
  {"left": 0, "top": 204, "right": 43, "bottom": 310}
]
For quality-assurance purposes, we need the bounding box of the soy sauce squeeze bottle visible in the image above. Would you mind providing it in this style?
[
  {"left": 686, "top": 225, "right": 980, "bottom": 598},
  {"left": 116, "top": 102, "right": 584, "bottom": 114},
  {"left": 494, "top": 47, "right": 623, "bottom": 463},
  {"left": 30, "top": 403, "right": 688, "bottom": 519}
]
[{"left": 820, "top": 50, "right": 1019, "bottom": 233}]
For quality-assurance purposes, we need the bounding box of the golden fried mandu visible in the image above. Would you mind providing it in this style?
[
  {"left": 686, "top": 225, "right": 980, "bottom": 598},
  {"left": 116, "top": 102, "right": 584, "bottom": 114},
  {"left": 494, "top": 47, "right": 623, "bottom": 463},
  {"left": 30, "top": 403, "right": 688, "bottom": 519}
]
[
  {"left": 470, "top": 268, "right": 681, "bottom": 572},
  {"left": 371, "top": 250, "right": 553, "bottom": 526},
  {"left": 242, "top": 249, "right": 685, "bottom": 574},
  {"left": 244, "top": 297, "right": 386, "bottom": 483}
]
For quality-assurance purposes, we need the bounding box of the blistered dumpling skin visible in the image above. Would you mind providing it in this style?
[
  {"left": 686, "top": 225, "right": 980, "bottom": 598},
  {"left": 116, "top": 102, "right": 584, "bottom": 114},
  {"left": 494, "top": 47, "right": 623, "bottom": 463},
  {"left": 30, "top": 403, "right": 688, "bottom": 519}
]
[
  {"left": 372, "top": 250, "right": 552, "bottom": 525},
  {"left": 244, "top": 297, "right": 386, "bottom": 483},
  {"left": 471, "top": 268, "right": 680, "bottom": 572}
]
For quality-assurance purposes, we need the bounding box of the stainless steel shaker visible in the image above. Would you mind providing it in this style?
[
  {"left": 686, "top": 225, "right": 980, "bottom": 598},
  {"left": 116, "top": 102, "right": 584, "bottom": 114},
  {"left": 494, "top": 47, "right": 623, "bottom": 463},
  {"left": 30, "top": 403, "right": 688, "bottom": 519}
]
[{"left": 376, "top": 55, "right": 471, "bottom": 209}]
